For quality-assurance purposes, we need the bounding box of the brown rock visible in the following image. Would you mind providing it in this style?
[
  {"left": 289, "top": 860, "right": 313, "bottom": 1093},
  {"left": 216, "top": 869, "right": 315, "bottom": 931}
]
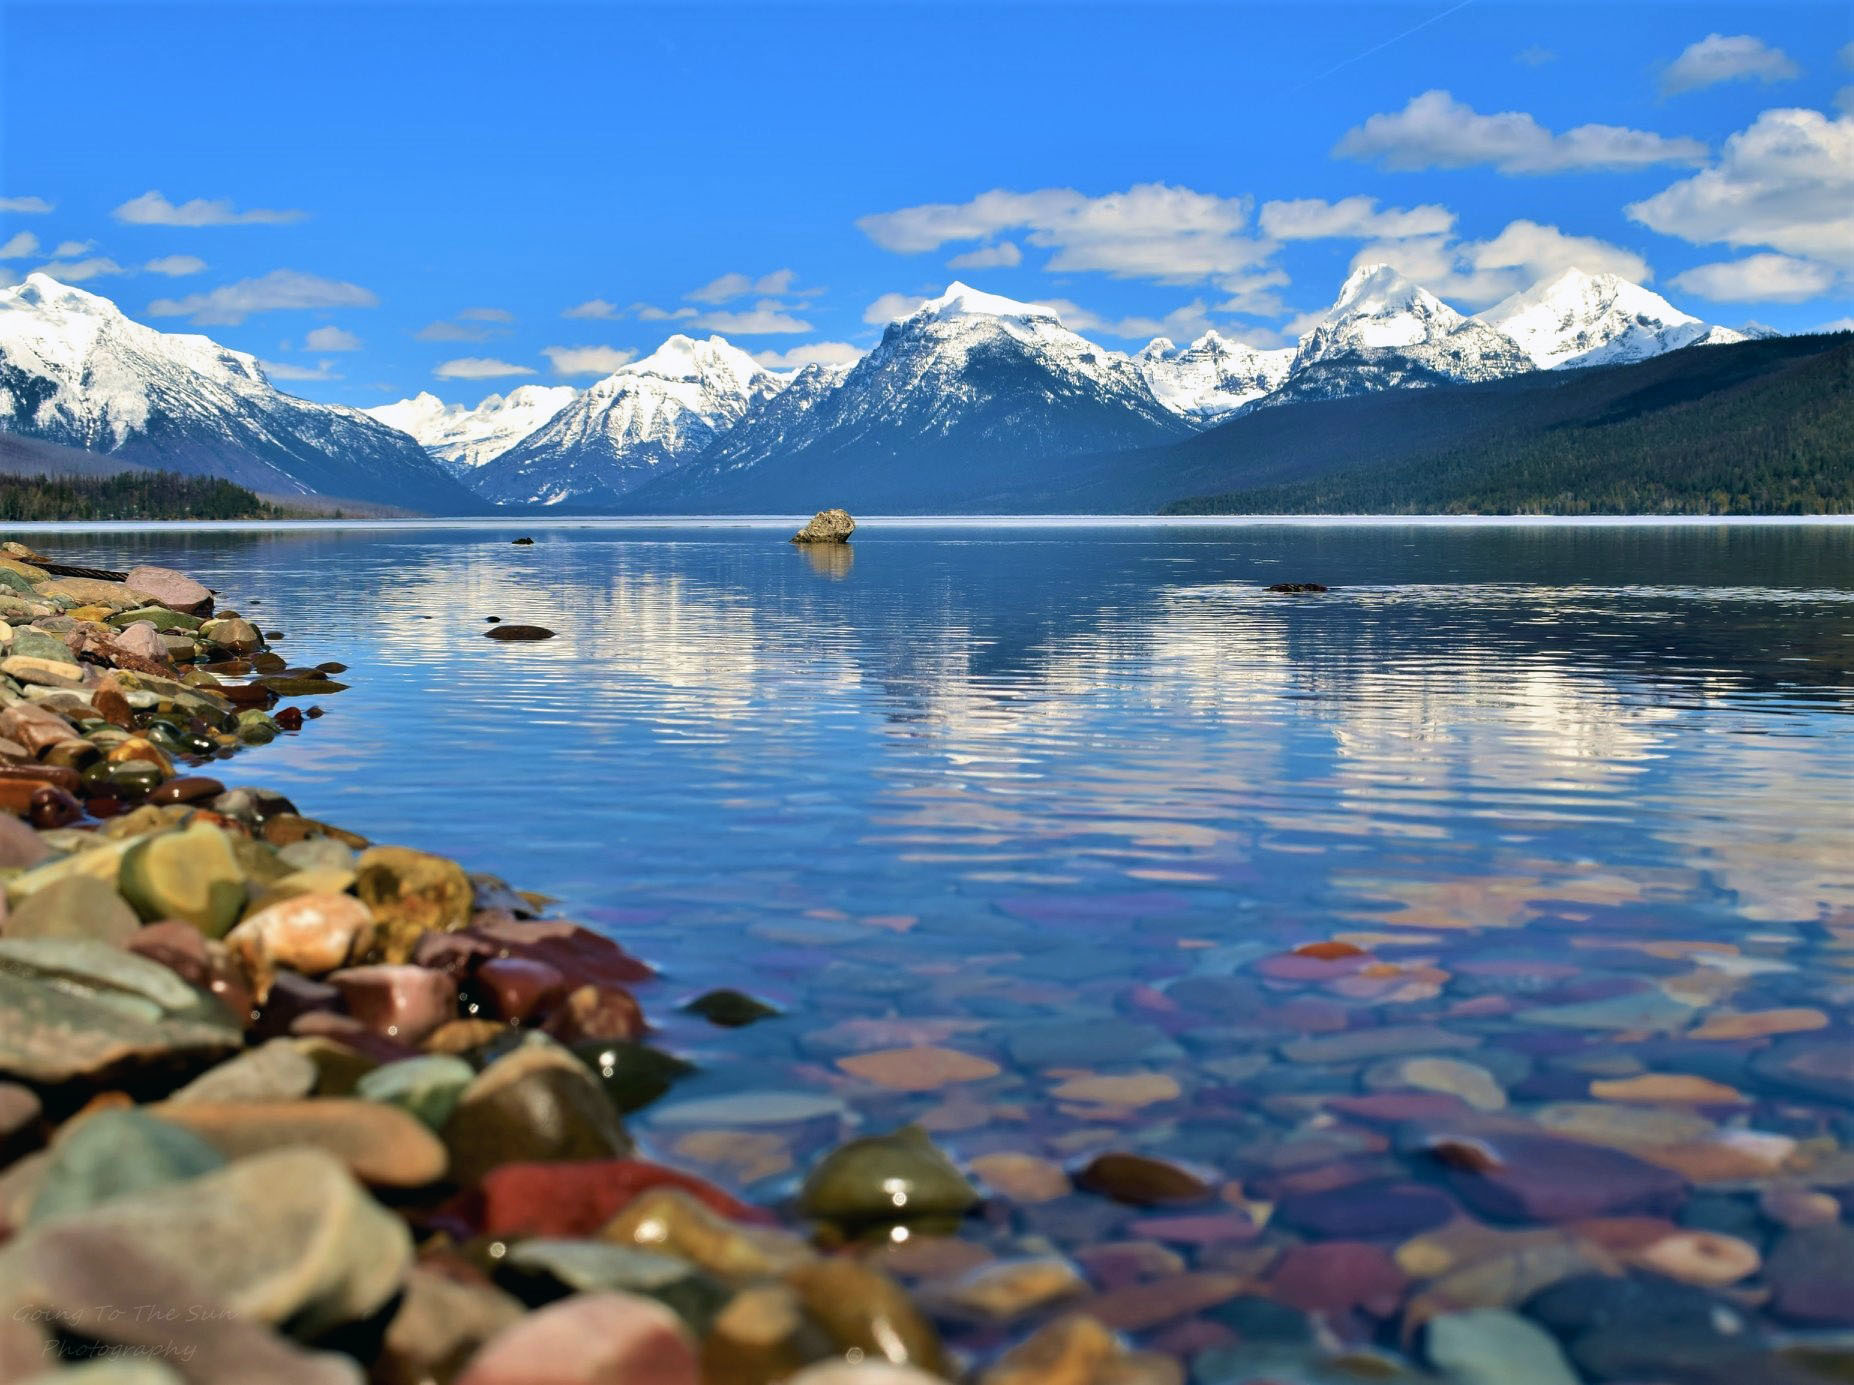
[
  {"left": 355, "top": 846, "right": 474, "bottom": 963},
  {"left": 329, "top": 964, "right": 458, "bottom": 1045},
  {"left": 151, "top": 1098, "right": 449, "bottom": 1188},
  {"left": 1074, "top": 1151, "right": 1214, "bottom": 1206},
  {"left": 786, "top": 1258, "right": 945, "bottom": 1373},
  {"left": 836, "top": 1045, "right": 1002, "bottom": 1092}
]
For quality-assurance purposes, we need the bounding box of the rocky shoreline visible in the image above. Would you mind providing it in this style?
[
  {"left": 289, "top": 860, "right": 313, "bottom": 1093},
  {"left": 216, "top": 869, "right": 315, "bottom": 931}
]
[{"left": 0, "top": 537, "right": 1849, "bottom": 1385}]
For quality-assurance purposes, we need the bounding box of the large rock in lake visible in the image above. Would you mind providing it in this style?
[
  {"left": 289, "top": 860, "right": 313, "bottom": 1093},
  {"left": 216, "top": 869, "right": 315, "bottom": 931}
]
[{"left": 791, "top": 509, "right": 855, "bottom": 544}]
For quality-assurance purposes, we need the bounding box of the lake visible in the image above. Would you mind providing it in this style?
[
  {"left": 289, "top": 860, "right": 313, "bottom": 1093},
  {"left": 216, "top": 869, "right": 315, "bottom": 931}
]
[{"left": 27, "top": 517, "right": 1854, "bottom": 1369}]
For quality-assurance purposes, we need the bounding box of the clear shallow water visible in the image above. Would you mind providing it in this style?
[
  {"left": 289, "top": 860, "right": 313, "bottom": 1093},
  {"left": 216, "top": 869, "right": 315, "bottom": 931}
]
[{"left": 27, "top": 520, "right": 1854, "bottom": 1343}]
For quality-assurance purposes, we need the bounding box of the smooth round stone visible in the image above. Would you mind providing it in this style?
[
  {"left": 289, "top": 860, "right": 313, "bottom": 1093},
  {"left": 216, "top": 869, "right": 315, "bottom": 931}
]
[
  {"left": 1074, "top": 1151, "right": 1214, "bottom": 1206},
  {"left": 226, "top": 893, "right": 376, "bottom": 1000},
  {"left": 1532, "top": 1101, "right": 1715, "bottom": 1148},
  {"left": 473, "top": 1158, "right": 759, "bottom": 1238},
  {"left": 1275, "top": 1179, "right": 1456, "bottom": 1239},
  {"left": 354, "top": 1054, "right": 475, "bottom": 1129},
  {"left": 571, "top": 1041, "right": 694, "bottom": 1113},
  {"left": 649, "top": 1091, "right": 846, "bottom": 1128},
  {"left": 170, "top": 1039, "right": 319, "bottom": 1104},
  {"left": 1279, "top": 1024, "right": 1479, "bottom": 1064},
  {"left": 125, "top": 565, "right": 212, "bottom": 613},
  {"left": 969, "top": 1151, "right": 1071, "bottom": 1204},
  {"left": 0, "top": 1147, "right": 411, "bottom": 1337},
  {"left": 1631, "top": 1230, "right": 1760, "bottom": 1286},
  {"left": 379, "top": 1267, "right": 526, "bottom": 1385},
  {"left": 482, "top": 624, "right": 557, "bottom": 641},
  {"left": 837, "top": 1045, "right": 1003, "bottom": 1092},
  {"left": 606, "top": 1187, "right": 815, "bottom": 1282},
  {"left": 699, "top": 1282, "right": 834, "bottom": 1384},
  {"left": 4, "top": 874, "right": 140, "bottom": 946},
  {"left": 117, "top": 822, "right": 246, "bottom": 936},
  {"left": 1589, "top": 1073, "right": 1747, "bottom": 1105},
  {"left": 1749, "top": 1034, "right": 1854, "bottom": 1103},
  {"left": 1425, "top": 1308, "right": 1580, "bottom": 1385},
  {"left": 1766, "top": 1225, "right": 1854, "bottom": 1325},
  {"left": 1525, "top": 1273, "right": 1768, "bottom": 1382},
  {"left": 28, "top": 1109, "right": 225, "bottom": 1224},
  {"left": 978, "top": 1314, "right": 1125, "bottom": 1385},
  {"left": 328, "top": 963, "right": 457, "bottom": 1045},
  {"left": 683, "top": 988, "right": 780, "bottom": 1027},
  {"left": 455, "top": 1290, "right": 698, "bottom": 1385},
  {"left": 1758, "top": 1183, "right": 1841, "bottom": 1229},
  {"left": 145, "top": 775, "right": 225, "bottom": 807},
  {"left": 799, "top": 1125, "right": 978, "bottom": 1227},
  {"left": 151, "top": 1097, "right": 449, "bottom": 1188},
  {"left": 1689, "top": 1008, "right": 1829, "bottom": 1040},
  {"left": 499, "top": 1241, "right": 727, "bottom": 1326},
  {"left": 1431, "top": 1131, "right": 1688, "bottom": 1223},
  {"left": 1365, "top": 1056, "right": 1508, "bottom": 1111},
  {"left": 543, "top": 983, "right": 646, "bottom": 1046},
  {"left": 786, "top": 1259, "right": 946, "bottom": 1373},
  {"left": 0, "top": 814, "right": 51, "bottom": 870},
  {"left": 443, "top": 1041, "right": 632, "bottom": 1185}
]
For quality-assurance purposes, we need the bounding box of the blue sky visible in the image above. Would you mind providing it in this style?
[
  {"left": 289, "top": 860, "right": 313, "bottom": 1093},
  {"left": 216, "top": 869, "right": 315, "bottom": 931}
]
[{"left": 2, "top": 1, "right": 1849, "bottom": 406}]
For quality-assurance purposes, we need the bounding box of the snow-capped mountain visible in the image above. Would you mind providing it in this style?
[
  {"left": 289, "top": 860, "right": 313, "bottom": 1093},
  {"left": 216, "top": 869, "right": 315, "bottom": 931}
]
[
  {"left": 0, "top": 274, "right": 477, "bottom": 509},
  {"left": 641, "top": 361, "right": 850, "bottom": 494},
  {"left": 364, "top": 385, "right": 576, "bottom": 473},
  {"left": 469, "top": 335, "right": 783, "bottom": 506},
  {"left": 1137, "top": 331, "right": 1294, "bottom": 419},
  {"left": 628, "top": 283, "right": 1191, "bottom": 512},
  {"left": 1479, "top": 268, "right": 1747, "bottom": 370},
  {"left": 1265, "top": 264, "right": 1534, "bottom": 407}
]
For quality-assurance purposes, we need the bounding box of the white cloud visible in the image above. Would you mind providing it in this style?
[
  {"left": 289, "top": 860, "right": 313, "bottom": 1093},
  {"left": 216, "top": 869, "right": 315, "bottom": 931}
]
[
  {"left": 147, "top": 269, "right": 377, "bottom": 325},
  {"left": 113, "top": 190, "right": 307, "bottom": 227},
  {"left": 859, "top": 182, "right": 1269, "bottom": 282},
  {"left": 143, "top": 254, "right": 205, "bottom": 276},
  {"left": 434, "top": 357, "right": 535, "bottom": 380},
  {"left": 1627, "top": 109, "right": 1854, "bottom": 270},
  {"left": 1662, "top": 34, "right": 1799, "bottom": 96},
  {"left": 1259, "top": 196, "right": 1455, "bottom": 241},
  {"left": 49, "top": 240, "right": 92, "bottom": 258},
  {"left": 415, "top": 320, "right": 498, "bottom": 342},
  {"left": 635, "top": 303, "right": 699, "bottom": 322},
  {"left": 0, "top": 231, "right": 38, "bottom": 260},
  {"left": 1335, "top": 90, "right": 1709, "bottom": 173},
  {"left": 260, "top": 358, "right": 341, "bottom": 382},
  {"left": 1044, "top": 297, "right": 1214, "bottom": 343},
  {"left": 752, "top": 341, "right": 865, "bottom": 369},
  {"left": 1214, "top": 268, "right": 1291, "bottom": 317},
  {"left": 1818, "top": 316, "right": 1854, "bottom": 332},
  {"left": 686, "top": 269, "right": 798, "bottom": 304},
  {"left": 0, "top": 196, "right": 52, "bottom": 214},
  {"left": 947, "top": 241, "right": 1022, "bottom": 270},
  {"left": 36, "top": 257, "right": 126, "bottom": 283},
  {"left": 542, "top": 344, "right": 636, "bottom": 376},
  {"left": 563, "top": 298, "right": 620, "bottom": 319},
  {"left": 863, "top": 291, "right": 926, "bottom": 325},
  {"left": 1670, "top": 253, "right": 1838, "bottom": 302},
  {"left": 304, "top": 325, "right": 362, "bottom": 351},
  {"left": 1351, "top": 219, "right": 1652, "bottom": 307},
  {"left": 752, "top": 269, "right": 797, "bottom": 296},
  {"left": 695, "top": 302, "right": 812, "bottom": 334},
  {"left": 457, "top": 306, "right": 514, "bottom": 323}
]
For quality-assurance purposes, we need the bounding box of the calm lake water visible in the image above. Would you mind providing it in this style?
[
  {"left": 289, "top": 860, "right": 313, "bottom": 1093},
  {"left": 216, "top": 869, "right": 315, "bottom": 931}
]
[{"left": 24, "top": 518, "right": 1854, "bottom": 1361}]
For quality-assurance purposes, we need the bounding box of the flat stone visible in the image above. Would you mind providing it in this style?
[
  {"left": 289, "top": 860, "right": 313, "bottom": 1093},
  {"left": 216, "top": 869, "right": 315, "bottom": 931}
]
[
  {"left": 1767, "top": 1224, "right": 1854, "bottom": 1325},
  {"left": 969, "top": 1151, "right": 1071, "bottom": 1203},
  {"left": 1688, "top": 1007, "right": 1830, "bottom": 1040},
  {"left": 0, "top": 1147, "right": 410, "bottom": 1336},
  {"left": 125, "top": 565, "right": 212, "bottom": 614},
  {"left": 170, "top": 1039, "right": 319, "bottom": 1104},
  {"left": 1003, "top": 1018, "right": 1181, "bottom": 1068},
  {"left": 28, "top": 1108, "right": 225, "bottom": 1223},
  {"left": 922, "top": 1257, "right": 1087, "bottom": 1323},
  {"left": 1365, "top": 1055, "right": 1507, "bottom": 1111},
  {"left": 1630, "top": 1230, "right": 1760, "bottom": 1286},
  {"left": 1431, "top": 1131, "right": 1687, "bottom": 1223},
  {"left": 1750, "top": 1033, "right": 1854, "bottom": 1102},
  {"left": 470, "top": 1157, "right": 761, "bottom": 1238},
  {"left": 1267, "top": 1241, "right": 1407, "bottom": 1316},
  {"left": 1081, "top": 1272, "right": 1250, "bottom": 1331},
  {"left": 152, "top": 1097, "right": 448, "bottom": 1188},
  {"left": 1589, "top": 1073, "right": 1747, "bottom": 1104},
  {"left": 1050, "top": 1071, "right": 1182, "bottom": 1108},
  {"left": 443, "top": 1040, "right": 632, "bottom": 1185},
  {"left": 836, "top": 1045, "right": 1002, "bottom": 1091},
  {"left": 1426, "top": 1308, "right": 1580, "bottom": 1385},
  {"left": 1532, "top": 1101, "right": 1715, "bottom": 1148},
  {"left": 1516, "top": 990, "right": 1698, "bottom": 1032},
  {"left": 0, "top": 969, "right": 236, "bottom": 1086},
  {"left": 1525, "top": 1273, "right": 1771, "bottom": 1383},
  {"left": 3, "top": 874, "right": 140, "bottom": 945},
  {"left": 454, "top": 1290, "right": 698, "bottom": 1385},
  {"left": 1279, "top": 1024, "right": 1477, "bottom": 1064},
  {"left": 1275, "top": 1179, "right": 1455, "bottom": 1239}
]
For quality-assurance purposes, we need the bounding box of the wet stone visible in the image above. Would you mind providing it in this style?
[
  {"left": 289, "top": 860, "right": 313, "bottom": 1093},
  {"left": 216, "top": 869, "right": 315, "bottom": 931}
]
[
  {"left": 354, "top": 1053, "right": 476, "bottom": 1129},
  {"left": 4, "top": 874, "right": 141, "bottom": 945},
  {"left": 151, "top": 1097, "right": 449, "bottom": 1188},
  {"left": 684, "top": 988, "right": 780, "bottom": 1027},
  {"left": 498, "top": 1240, "right": 727, "bottom": 1326},
  {"left": 1430, "top": 1131, "right": 1688, "bottom": 1223},
  {"left": 1267, "top": 1241, "right": 1407, "bottom": 1316},
  {"left": 1280, "top": 1024, "right": 1479, "bottom": 1064},
  {"left": 786, "top": 1258, "right": 946, "bottom": 1374},
  {"left": 1073, "top": 1151, "right": 1214, "bottom": 1206},
  {"left": 444, "top": 1040, "right": 632, "bottom": 1185},
  {"left": 1275, "top": 1180, "right": 1456, "bottom": 1239},
  {"left": 801, "top": 1125, "right": 978, "bottom": 1229},
  {"left": 1425, "top": 1308, "right": 1580, "bottom": 1385},
  {"left": 453, "top": 1291, "right": 698, "bottom": 1385},
  {"left": 469, "top": 1157, "right": 760, "bottom": 1238},
  {"left": 1766, "top": 1224, "right": 1854, "bottom": 1325},
  {"left": 28, "top": 1108, "right": 225, "bottom": 1224},
  {"left": 170, "top": 1039, "right": 319, "bottom": 1104}
]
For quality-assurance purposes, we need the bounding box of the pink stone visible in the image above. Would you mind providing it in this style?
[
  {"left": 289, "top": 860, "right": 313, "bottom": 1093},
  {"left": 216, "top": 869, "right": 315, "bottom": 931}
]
[
  {"left": 455, "top": 1290, "right": 698, "bottom": 1385},
  {"left": 113, "top": 622, "right": 169, "bottom": 661},
  {"left": 329, "top": 964, "right": 458, "bottom": 1045},
  {"left": 126, "top": 564, "right": 213, "bottom": 614},
  {"left": 1267, "top": 1241, "right": 1406, "bottom": 1316},
  {"left": 1126, "top": 1213, "right": 1262, "bottom": 1246},
  {"left": 1255, "top": 953, "right": 1370, "bottom": 982},
  {"left": 473, "top": 956, "right": 567, "bottom": 1022}
]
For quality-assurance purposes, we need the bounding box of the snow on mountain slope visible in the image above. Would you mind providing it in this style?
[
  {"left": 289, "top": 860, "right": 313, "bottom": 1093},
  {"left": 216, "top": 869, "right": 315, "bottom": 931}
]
[
  {"left": 0, "top": 273, "right": 477, "bottom": 509},
  {"left": 468, "top": 335, "right": 784, "bottom": 506},
  {"left": 365, "top": 385, "right": 576, "bottom": 473},
  {"left": 627, "top": 283, "right": 1190, "bottom": 512},
  {"left": 1137, "top": 332, "right": 1294, "bottom": 420},
  {"left": 1479, "top": 268, "right": 1747, "bottom": 370},
  {"left": 1263, "top": 264, "right": 1533, "bottom": 406}
]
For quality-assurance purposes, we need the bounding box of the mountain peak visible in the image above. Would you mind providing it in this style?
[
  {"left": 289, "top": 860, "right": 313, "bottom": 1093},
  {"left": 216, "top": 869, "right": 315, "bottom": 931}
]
[
  {"left": 912, "top": 282, "right": 1062, "bottom": 326},
  {"left": 1331, "top": 263, "right": 1433, "bottom": 318},
  {"left": 6, "top": 273, "right": 115, "bottom": 316},
  {"left": 1479, "top": 267, "right": 1725, "bottom": 369}
]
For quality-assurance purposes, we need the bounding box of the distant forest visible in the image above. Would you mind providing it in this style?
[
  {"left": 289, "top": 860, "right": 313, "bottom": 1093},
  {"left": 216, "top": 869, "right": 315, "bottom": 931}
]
[
  {"left": 0, "top": 469, "right": 276, "bottom": 521},
  {"left": 1166, "top": 335, "right": 1854, "bottom": 516}
]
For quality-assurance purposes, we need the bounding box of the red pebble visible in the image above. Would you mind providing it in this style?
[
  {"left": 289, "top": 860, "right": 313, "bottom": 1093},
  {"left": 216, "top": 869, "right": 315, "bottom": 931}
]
[{"left": 464, "top": 1159, "right": 769, "bottom": 1238}]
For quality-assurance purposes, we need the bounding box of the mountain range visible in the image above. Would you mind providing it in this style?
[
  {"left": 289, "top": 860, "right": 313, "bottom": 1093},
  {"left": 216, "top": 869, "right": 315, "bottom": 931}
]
[
  {"left": 0, "top": 274, "right": 479, "bottom": 510},
  {"left": 0, "top": 265, "right": 1800, "bottom": 515}
]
